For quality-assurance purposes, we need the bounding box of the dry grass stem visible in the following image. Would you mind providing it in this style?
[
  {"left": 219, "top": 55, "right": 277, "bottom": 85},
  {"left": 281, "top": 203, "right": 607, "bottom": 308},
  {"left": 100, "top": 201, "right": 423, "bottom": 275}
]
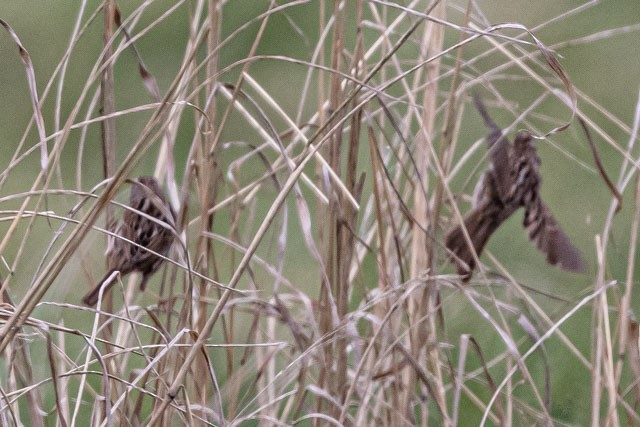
[{"left": 0, "top": 1, "right": 639, "bottom": 425}]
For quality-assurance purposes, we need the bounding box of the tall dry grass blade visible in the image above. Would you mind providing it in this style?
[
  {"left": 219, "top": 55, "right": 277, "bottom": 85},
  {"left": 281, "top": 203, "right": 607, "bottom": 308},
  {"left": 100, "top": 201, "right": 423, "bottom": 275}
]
[
  {"left": 0, "top": 71, "right": 186, "bottom": 352},
  {"left": 101, "top": 0, "right": 117, "bottom": 244},
  {"left": 0, "top": 19, "right": 48, "bottom": 176},
  {"left": 614, "top": 93, "right": 640, "bottom": 407},
  {"left": 0, "top": 17, "right": 56, "bottom": 276},
  {"left": 469, "top": 22, "right": 577, "bottom": 136},
  {"left": 8, "top": 340, "right": 45, "bottom": 427},
  {"left": 481, "top": 282, "right": 614, "bottom": 426},
  {"left": 2, "top": 1, "right": 640, "bottom": 424},
  {"left": 625, "top": 320, "right": 640, "bottom": 407},
  {"left": 406, "top": 0, "right": 450, "bottom": 424},
  {"left": 112, "top": 5, "right": 161, "bottom": 101},
  {"left": 314, "top": 0, "right": 348, "bottom": 420},
  {"left": 46, "top": 333, "right": 68, "bottom": 427},
  {"left": 148, "top": 73, "right": 375, "bottom": 424}
]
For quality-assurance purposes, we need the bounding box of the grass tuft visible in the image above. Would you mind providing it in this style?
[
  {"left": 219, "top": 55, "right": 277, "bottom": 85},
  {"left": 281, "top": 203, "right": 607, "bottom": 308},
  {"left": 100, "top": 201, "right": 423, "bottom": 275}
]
[{"left": 0, "top": 1, "right": 639, "bottom": 425}]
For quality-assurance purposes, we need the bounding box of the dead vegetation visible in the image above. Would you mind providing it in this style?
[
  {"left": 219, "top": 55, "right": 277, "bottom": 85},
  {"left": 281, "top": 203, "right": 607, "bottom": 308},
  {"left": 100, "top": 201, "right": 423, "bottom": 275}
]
[{"left": 0, "top": 0, "right": 639, "bottom": 425}]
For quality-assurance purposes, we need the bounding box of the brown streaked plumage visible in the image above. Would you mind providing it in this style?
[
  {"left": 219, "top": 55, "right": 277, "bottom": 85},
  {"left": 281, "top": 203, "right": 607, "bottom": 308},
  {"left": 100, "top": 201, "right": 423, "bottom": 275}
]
[
  {"left": 82, "top": 176, "right": 175, "bottom": 306},
  {"left": 446, "top": 95, "right": 583, "bottom": 280}
]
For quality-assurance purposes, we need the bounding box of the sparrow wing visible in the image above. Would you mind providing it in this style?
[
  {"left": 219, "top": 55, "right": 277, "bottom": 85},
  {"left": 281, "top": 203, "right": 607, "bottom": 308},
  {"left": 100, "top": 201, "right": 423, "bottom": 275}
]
[
  {"left": 472, "top": 94, "right": 512, "bottom": 202},
  {"left": 524, "top": 198, "right": 584, "bottom": 272}
]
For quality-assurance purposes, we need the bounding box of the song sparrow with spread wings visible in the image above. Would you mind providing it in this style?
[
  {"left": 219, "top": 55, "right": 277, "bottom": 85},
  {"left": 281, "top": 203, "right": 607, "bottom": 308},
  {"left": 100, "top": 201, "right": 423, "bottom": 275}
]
[
  {"left": 82, "top": 176, "right": 175, "bottom": 306},
  {"left": 445, "top": 95, "right": 583, "bottom": 280}
]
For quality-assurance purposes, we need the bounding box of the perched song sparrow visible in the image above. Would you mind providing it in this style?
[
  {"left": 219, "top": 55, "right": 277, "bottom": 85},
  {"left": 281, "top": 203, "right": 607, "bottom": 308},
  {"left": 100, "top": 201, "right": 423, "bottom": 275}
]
[
  {"left": 82, "top": 176, "right": 175, "bottom": 306},
  {"left": 445, "top": 95, "right": 583, "bottom": 280}
]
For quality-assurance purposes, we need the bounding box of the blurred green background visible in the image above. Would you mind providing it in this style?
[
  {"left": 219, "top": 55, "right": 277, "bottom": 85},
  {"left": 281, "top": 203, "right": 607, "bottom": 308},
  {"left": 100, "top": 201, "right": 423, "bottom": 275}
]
[{"left": 1, "top": 0, "right": 639, "bottom": 424}]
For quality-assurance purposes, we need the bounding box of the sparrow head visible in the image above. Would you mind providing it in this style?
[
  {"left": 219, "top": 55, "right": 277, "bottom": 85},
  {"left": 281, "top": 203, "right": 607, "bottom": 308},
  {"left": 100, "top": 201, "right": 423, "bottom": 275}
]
[{"left": 513, "top": 130, "right": 533, "bottom": 150}]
